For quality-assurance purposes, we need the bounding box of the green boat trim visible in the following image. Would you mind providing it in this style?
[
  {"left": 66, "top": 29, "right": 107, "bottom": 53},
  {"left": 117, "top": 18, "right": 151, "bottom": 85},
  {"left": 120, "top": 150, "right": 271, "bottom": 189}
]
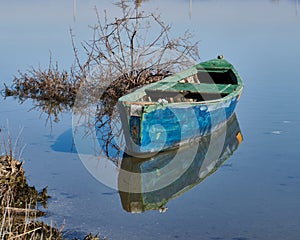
[
  {"left": 118, "top": 57, "right": 244, "bottom": 108},
  {"left": 118, "top": 56, "right": 244, "bottom": 154}
]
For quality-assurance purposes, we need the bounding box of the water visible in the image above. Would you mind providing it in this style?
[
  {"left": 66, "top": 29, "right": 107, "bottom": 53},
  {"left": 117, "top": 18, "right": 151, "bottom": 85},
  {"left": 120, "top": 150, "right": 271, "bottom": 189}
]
[{"left": 1, "top": 0, "right": 300, "bottom": 239}]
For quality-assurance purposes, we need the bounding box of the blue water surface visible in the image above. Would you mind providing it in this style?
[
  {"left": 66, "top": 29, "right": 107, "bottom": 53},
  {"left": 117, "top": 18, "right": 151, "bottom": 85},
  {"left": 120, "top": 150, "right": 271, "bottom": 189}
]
[{"left": 1, "top": 1, "right": 300, "bottom": 239}]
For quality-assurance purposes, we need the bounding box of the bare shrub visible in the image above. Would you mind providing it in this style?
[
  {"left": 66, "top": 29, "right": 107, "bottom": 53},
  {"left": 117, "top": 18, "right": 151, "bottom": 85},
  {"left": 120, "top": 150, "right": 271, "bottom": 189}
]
[
  {"left": 77, "top": 1, "right": 199, "bottom": 107},
  {"left": 3, "top": 0, "right": 200, "bottom": 160},
  {"left": 4, "top": 0, "right": 199, "bottom": 119}
]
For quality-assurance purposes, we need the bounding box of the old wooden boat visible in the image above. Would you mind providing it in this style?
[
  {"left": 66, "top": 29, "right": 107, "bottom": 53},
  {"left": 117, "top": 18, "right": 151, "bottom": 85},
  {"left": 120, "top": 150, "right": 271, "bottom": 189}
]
[
  {"left": 118, "top": 56, "right": 243, "bottom": 154},
  {"left": 118, "top": 113, "right": 243, "bottom": 213}
]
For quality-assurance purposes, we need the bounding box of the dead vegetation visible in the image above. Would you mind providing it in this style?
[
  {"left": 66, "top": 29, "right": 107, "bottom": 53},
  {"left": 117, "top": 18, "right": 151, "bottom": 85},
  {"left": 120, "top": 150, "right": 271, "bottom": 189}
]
[
  {"left": 2, "top": 0, "right": 199, "bottom": 162},
  {"left": 0, "top": 155, "right": 49, "bottom": 211},
  {"left": 3, "top": 0, "right": 199, "bottom": 121},
  {"left": 0, "top": 144, "right": 58, "bottom": 239},
  {"left": 0, "top": 1, "right": 199, "bottom": 237},
  {"left": 0, "top": 130, "right": 103, "bottom": 239},
  {"left": 0, "top": 155, "right": 101, "bottom": 240},
  {"left": 3, "top": 60, "right": 80, "bottom": 123}
]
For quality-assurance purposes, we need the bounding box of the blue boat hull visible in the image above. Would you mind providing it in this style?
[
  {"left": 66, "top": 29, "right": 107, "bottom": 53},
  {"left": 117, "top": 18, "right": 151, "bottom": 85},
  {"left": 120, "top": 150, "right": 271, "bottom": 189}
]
[
  {"left": 118, "top": 57, "right": 244, "bottom": 155},
  {"left": 122, "top": 95, "right": 239, "bottom": 154}
]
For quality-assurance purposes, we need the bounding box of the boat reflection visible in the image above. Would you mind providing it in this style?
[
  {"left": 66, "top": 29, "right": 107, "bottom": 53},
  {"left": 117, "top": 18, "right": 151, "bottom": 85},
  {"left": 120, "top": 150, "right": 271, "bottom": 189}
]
[{"left": 118, "top": 113, "right": 242, "bottom": 213}]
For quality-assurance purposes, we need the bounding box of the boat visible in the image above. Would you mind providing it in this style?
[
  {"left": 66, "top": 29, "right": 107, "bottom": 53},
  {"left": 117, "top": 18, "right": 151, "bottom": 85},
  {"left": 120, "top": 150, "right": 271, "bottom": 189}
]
[
  {"left": 118, "top": 113, "right": 243, "bottom": 213},
  {"left": 118, "top": 56, "right": 243, "bottom": 155}
]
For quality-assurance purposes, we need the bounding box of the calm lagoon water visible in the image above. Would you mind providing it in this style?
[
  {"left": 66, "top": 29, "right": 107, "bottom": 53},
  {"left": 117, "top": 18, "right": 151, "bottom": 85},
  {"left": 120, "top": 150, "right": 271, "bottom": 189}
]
[{"left": 1, "top": 0, "right": 300, "bottom": 239}]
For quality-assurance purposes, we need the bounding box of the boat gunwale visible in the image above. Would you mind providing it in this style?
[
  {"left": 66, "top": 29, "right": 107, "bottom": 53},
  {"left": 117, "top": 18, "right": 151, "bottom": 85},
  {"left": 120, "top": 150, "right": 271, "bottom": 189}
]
[
  {"left": 118, "top": 58, "right": 243, "bottom": 107},
  {"left": 120, "top": 84, "right": 243, "bottom": 108}
]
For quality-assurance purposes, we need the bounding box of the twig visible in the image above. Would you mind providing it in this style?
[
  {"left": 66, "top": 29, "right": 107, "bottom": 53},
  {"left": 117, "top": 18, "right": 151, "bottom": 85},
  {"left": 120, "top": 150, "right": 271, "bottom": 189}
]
[{"left": 8, "top": 227, "right": 42, "bottom": 239}]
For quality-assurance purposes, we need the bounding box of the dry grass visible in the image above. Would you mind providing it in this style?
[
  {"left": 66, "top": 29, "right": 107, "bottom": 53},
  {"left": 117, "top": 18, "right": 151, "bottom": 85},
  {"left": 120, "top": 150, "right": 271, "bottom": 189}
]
[
  {"left": 0, "top": 130, "right": 102, "bottom": 240},
  {"left": 0, "top": 154, "right": 61, "bottom": 240},
  {"left": 3, "top": 61, "right": 80, "bottom": 123}
]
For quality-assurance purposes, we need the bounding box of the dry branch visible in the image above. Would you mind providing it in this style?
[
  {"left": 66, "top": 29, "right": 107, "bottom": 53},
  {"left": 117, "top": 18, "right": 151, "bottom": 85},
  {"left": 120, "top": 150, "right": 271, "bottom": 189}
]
[{"left": 3, "top": 0, "right": 200, "bottom": 160}]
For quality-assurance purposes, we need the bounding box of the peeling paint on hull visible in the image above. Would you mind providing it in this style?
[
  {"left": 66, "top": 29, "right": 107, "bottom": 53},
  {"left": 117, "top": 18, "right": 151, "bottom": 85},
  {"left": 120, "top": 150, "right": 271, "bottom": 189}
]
[{"left": 139, "top": 96, "right": 238, "bottom": 153}]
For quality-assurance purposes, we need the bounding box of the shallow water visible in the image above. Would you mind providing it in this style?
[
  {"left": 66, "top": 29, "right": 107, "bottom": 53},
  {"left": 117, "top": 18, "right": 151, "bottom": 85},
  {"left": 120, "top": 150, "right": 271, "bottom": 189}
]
[{"left": 1, "top": 0, "right": 300, "bottom": 239}]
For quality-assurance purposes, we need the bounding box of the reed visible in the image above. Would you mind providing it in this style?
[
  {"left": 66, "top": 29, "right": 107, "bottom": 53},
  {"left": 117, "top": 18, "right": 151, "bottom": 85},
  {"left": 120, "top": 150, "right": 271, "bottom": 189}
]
[{"left": 0, "top": 129, "right": 56, "bottom": 239}]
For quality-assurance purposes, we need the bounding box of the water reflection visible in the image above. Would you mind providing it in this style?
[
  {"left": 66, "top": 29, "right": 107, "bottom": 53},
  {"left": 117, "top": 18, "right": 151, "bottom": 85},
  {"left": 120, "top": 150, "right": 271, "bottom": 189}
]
[
  {"left": 70, "top": 94, "right": 243, "bottom": 200},
  {"left": 118, "top": 113, "right": 242, "bottom": 213},
  {"left": 73, "top": 0, "right": 77, "bottom": 22}
]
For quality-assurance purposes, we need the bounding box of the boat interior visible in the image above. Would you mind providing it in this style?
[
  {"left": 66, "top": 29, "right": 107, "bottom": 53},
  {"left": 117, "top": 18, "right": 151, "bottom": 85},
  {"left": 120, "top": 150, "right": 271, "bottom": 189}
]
[{"left": 140, "top": 69, "right": 239, "bottom": 103}]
